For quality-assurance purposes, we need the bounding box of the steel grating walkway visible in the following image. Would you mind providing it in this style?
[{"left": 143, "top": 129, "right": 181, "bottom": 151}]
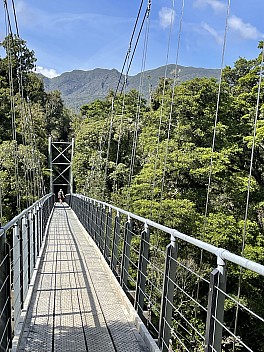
[{"left": 16, "top": 204, "right": 150, "bottom": 352}]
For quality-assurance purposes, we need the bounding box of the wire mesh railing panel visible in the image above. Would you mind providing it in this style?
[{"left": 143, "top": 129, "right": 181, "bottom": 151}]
[
  {"left": 70, "top": 194, "right": 264, "bottom": 352},
  {"left": 0, "top": 193, "right": 54, "bottom": 351}
]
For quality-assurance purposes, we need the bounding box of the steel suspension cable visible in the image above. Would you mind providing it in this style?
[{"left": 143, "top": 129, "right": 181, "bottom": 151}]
[
  {"left": 202, "top": 0, "right": 231, "bottom": 236},
  {"left": 193, "top": 0, "right": 231, "bottom": 334},
  {"left": 149, "top": 0, "right": 175, "bottom": 219},
  {"left": 158, "top": 0, "right": 185, "bottom": 222},
  {"left": 114, "top": 0, "right": 145, "bottom": 96},
  {"left": 102, "top": 0, "right": 151, "bottom": 201},
  {"left": 4, "top": 0, "right": 22, "bottom": 213},
  {"left": 126, "top": 1, "right": 151, "bottom": 209},
  {"left": 112, "top": 75, "right": 128, "bottom": 193},
  {"left": 233, "top": 43, "right": 264, "bottom": 352},
  {"left": 11, "top": 0, "right": 44, "bottom": 201},
  {"left": 119, "top": 2, "right": 151, "bottom": 97}
]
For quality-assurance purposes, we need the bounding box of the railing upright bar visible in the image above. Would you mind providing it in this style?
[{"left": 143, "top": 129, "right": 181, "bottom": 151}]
[
  {"left": 91, "top": 201, "right": 96, "bottom": 240},
  {"left": 84, "top": 198, "right": 89, "bottom": 231},
  {"left": 19, "top": 219, "right": 24, "bottom": 309},
  {"left": 135, "top": 224, "right": 150, "bottom": 319},
  {"left": 36, "top": 206, "right": 40, "bottom": 256},
  {"left": 100, "top": 205, "right": 106, "bottom": 253},
  {"left": 104, "top": 207, "right": 112, "bottom": 264},
  {"left": 22, "top": 216, "right": 29, "bottom": 300},
  {"left": 158, "top": 238, "right": 178, "bottom": 352},
  {"left": 111, "top": 212, "right": 120, "bottom": 277},
  {"left": 120, "top": 217, "right": 133, "bottom": 291},
  {"left": 0, "top": 230, "right": 12, "bottom": 351},
  {"left": 95, "top": 204, "right": 100, "bottom": 247},
  {"left": 13, "top": 223, "right": 21, "bottom": 332},
  {"left": 204, "top": 257, "right": 226, "bottom": 352}
]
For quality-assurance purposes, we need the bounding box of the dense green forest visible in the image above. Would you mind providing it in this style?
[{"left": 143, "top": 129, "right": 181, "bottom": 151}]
[
  {"left": 72, "top": 45, "right": 264, "bottom": 350},
  {"left": 0, "top": 34, "right": 72, "bottom": 224},
  {"left": 74, "top": 47, "right": 264, "bottom": 263},
  {"left": 1, "top": 34, "right": 264, "bottom": 350}
]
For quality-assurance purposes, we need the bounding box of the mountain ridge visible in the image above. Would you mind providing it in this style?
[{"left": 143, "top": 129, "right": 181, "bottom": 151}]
[{"left": 40, "top": 64, "right": 220, "bottom": 111}]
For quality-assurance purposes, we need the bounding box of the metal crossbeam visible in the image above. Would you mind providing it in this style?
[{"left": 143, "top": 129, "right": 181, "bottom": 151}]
[{"left": 48, "top": 137, "right": 74, "bottom": 194}]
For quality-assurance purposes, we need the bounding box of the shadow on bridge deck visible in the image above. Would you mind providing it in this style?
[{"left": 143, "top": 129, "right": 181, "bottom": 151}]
[{"left": 14, "top": 203, "right": 156, "bottom": 352}]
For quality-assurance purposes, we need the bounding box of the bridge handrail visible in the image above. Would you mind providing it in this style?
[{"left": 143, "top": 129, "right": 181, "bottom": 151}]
[
  {"left": 71, "top": 193, "right": 264, "bottom": 277},
  {"left": 0, "top": 193, "right": 55, "bottom": 351},
  {"left": 67, "top": 194, "right": 264, "bottom": 351},
  {"left": 0, "top": 193, "right": 54, "bottom": 236}
]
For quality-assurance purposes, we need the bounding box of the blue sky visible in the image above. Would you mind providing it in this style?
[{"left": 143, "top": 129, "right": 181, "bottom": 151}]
[{"left": 1, "top": 0, "right": 263, "bottom": 78}]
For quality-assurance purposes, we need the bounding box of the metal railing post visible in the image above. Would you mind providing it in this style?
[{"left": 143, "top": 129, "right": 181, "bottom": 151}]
[
  {"left": 32, "top": 209, "right": 36, "bottom": 267},
  {"left": 84, "top": 198, "right": 89, "bottom": 231},
  {"left": 13, "top": 223, "right": 21, "bottom": 332},
  {"left": 0, "top": 231, "right": 12, "bottom": 350},
  {"left": 95, "top": 204, "right": 100, "bottom": 247},
  {"left": 35, "top": 205, "right": 40, "bottom": 256},
  {"left": 104, "top": 207, "right": 112, "bottom": 264},
  {"left": 158, "top": 237, "right": 178, "bottom": 352},
  {"left": 120, "top": 217, "right": 133, "bottom": 291},
  {"left": 28, "top": 210, "right": 34, "bottom": 280},
  {"left": 19, "top": 220, "right": 24, "bottom": 309},
  {"left": 22, "top": 216, "right": 29, "bottom": 300},
  {"left": 204, "top": 257, "right": 226, "bottom": 352},
  {"left": 135, "top": 224, "right": 150, "bottom": 319},
  {"left": 39, "top": 205, "right": 43, "bottom": 242},
  {"left": 91, "top": 201, "right": 96, "bottom": 240},
  {"left": 99, "top": 205, "right": 106, "bottom": 253},
  {"left": 111, "top": 212, "right": 120, "bottom": 276}
]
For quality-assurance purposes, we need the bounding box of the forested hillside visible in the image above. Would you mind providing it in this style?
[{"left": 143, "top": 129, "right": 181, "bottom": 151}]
[
  {"left": 0, "top": 35, "right": 72, "bottom": 224},
  {"left": 41, "top": 65, "right": 220, "bottom": 111},
  {"left": 72, "top": 45, "right": 264, "bottom": 350}
]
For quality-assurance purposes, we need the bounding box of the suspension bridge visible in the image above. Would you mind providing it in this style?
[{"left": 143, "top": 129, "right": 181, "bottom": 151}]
[
  {"left": 1, "top": 187, "right": 264, "bottom": 352},
  {"left": 0, "top": 132, "right": 264, "bottom": 351},
  {"left": 1, "top": 0, "right": 264, "bottom": 351}
]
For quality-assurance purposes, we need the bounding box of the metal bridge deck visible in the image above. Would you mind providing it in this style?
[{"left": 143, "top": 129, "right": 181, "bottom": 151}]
[{"left": 16, "top": 204, "right": 150, "bottom": 352}]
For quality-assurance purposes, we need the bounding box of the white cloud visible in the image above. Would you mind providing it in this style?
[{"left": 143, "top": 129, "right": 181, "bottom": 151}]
[
  {"left": 193, "top": 0, "right": 226, "bottom": 12},
  {"left": 159, "top": 7, "right": 175, "bottom": 29},
  {"left": 229, "top": 15, "right": 263, "bottom": 40},
  {"left": 35, "top": 66, "right": 59, "bottom": 78},
  {"left": 201, "top": 22, "right": 223, "bottom": 44}
]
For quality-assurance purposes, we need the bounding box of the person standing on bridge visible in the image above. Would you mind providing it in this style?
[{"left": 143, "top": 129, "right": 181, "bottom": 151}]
[{"left": 58, "top": 189, "right": 65, "bottom": 204}]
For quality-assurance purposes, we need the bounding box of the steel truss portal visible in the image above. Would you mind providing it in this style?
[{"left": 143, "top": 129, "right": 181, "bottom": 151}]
[{"left": 48, "top": 137, "right": 74, "bottom": 194}]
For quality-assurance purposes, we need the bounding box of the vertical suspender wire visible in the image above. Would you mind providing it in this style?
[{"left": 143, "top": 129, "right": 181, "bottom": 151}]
[
  {"left": 192, "top": 0, "right": 231, "bottom": 335},
  {"left": 119, "top": 2, "right": 151, "bottom": 97},
  {"left": 8, "top": 0, "right": 33, "bottom": 207},
  {"left": 112, "top": 72, "right": 128, "bottom": 193},
  {"left": 4, "top": 2, "right": 21, "bottom": 213},
  {"left": 114, "top": 0, "right": 144, "bottom": 96},
  {"left": 11, "top": 0, "right": 39, "bottom": 204},
  {"left": 100, "top": 0, "right": 148, "bottom": 200},
  {"left": 126, "top": 0, "right": 151, "bottom": 210},
  {"left": 233, "top": 44, "right": 264, "bottom": 352},
  {"left": 202, "top": 0, "right": 230, "bottom": 241},
  {"left": 27, "top": 99, "right": 43, "bottom": 200},
  {"left": 111, "top": 0, "right": 147, "bottom": 194},
  {"left": 149, "top": 0, "right": 175, "bottom": 219},
  {"left": 155, "top": 1, "right": 184, "bottom": 346},
  {"left": 146, "top": 0, "right": 175, "bottom": 318},
  {"left": 103, "top": 98, "right": 115, "bottom": 199},
  {"left": 158, "top": 0, "right": 184, "bottom": 222}
]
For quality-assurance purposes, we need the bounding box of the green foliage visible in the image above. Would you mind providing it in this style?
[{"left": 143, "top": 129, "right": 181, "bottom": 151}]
[
  {"left": 72, "top": 44, "right": 264, "bottom": 350},
  {"left": 0, "top": 35, "right": 74, "bottom": 221}
]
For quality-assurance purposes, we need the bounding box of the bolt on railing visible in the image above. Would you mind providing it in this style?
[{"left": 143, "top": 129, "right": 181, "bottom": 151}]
[
  {"left": 0, "top": 194, "right": 54, "bottom": 351},
  {"left": 68, "top": 194, "right": 264, "bottom": 352}
]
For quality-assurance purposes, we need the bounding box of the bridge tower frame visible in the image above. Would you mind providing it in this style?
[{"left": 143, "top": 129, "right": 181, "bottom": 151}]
[{"left": 48, "top": 137, "right": 74, "bottom": 194}]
